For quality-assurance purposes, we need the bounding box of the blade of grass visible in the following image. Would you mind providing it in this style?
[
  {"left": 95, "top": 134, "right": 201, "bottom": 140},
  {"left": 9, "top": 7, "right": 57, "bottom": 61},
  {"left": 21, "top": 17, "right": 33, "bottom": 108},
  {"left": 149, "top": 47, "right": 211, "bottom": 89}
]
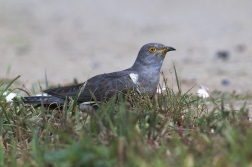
[
  {"left": 173, "top": 62, "right": 181, "bottom": 93},
  {"left": 45, "top": 69, "right": 49, "bottom": 90},
  {"left": 67, "top": 82, "right": 87, "bottom": 113},
  {"left": 0, "top": 75, "right": 20, "bottom": 97}
]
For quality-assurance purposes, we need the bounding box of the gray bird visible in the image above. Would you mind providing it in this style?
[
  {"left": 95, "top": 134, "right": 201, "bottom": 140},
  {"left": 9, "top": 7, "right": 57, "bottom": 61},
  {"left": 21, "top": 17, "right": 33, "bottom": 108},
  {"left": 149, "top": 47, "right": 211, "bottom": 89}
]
[{"left": 22, "top": 43, "right": 175, "bottom": 106}]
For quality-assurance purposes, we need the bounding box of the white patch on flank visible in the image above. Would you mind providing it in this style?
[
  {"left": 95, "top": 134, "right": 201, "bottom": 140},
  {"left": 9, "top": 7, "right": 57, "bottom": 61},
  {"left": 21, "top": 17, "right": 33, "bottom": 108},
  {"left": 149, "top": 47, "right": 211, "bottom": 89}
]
[
  {"left": 129, "top": 73, "right": 139, "bottom": 84},
  {"left": 79, "top": 104, "right": 95, "bottom": 114},
  {"left": 156, "top": 87, "right": 166, "bottom": 94}
]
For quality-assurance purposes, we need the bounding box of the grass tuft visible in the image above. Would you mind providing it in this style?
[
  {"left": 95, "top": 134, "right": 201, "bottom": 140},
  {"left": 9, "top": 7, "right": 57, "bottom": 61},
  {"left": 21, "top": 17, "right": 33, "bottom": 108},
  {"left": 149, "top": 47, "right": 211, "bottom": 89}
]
[{"left": 0, "top": 71, "right": 252, "bottom": 166}]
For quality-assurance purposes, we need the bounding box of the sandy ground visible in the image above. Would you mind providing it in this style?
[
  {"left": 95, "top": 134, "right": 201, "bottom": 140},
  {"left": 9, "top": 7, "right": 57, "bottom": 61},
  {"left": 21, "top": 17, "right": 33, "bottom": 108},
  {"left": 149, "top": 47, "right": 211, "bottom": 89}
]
[{"left": 1, "top": 0, "right": 252, "bottom": 96}]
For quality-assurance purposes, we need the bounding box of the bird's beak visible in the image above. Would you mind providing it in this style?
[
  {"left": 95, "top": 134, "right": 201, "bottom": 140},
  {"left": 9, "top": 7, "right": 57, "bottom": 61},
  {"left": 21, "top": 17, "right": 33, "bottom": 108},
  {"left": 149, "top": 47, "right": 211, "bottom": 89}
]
[{"left": 158, "top": 46, "right": 176, "bottom": 54}]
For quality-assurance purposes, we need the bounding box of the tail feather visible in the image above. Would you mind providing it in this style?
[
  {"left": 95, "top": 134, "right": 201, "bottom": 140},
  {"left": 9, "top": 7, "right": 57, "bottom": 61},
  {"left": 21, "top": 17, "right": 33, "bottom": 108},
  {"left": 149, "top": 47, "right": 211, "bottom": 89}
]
[{"left": 22, "top": 96, "right": 65, "bottom": 105}]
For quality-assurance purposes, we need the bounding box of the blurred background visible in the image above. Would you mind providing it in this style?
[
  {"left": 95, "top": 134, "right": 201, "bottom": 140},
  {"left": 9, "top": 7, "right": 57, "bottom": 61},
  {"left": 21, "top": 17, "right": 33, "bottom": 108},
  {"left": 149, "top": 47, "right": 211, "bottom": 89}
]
[{"left": 0, "top": 0, "right": 252, "bottom": 93}]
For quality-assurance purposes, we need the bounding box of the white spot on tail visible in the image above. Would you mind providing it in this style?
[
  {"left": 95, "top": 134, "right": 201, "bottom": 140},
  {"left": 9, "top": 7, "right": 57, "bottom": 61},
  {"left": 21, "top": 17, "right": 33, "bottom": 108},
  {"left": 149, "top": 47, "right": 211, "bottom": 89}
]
[
  {"left": 3, "top": 92, "right": 17, "bottom": 102},
  {"left": 35, "top": 93, "right": 48, "bottom": 96},
  {"left": 129, "top": 73, "right": 139, "bottom": 84}
]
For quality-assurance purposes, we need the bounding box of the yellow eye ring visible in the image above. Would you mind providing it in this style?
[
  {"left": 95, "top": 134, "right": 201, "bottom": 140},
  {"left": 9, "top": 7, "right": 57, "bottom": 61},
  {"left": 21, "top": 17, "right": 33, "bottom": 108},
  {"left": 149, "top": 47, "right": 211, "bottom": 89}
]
[{"left": 148, "top": 46, "right": 157, "bottom": 53}]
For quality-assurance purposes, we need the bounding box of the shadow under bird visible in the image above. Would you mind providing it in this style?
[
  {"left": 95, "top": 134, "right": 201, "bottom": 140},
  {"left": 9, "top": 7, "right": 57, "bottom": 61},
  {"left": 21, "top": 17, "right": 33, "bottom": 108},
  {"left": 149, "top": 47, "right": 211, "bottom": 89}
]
[{"left": 22, "top": 43, "right": 175, "bottom": 108}]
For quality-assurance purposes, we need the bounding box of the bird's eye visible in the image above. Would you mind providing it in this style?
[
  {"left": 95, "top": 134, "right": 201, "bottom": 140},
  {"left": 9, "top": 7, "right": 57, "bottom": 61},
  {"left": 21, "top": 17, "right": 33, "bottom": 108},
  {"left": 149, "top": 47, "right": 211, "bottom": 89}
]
[{"left": 148, "top": 46, "right": 157, "bottom": 53}]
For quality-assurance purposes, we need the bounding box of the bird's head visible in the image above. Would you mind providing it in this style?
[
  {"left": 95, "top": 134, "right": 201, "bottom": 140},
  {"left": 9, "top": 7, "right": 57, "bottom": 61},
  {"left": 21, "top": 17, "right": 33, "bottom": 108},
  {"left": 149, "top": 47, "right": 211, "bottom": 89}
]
[{"left": 131, "top": 43, "right": 175, "bottom": 70}]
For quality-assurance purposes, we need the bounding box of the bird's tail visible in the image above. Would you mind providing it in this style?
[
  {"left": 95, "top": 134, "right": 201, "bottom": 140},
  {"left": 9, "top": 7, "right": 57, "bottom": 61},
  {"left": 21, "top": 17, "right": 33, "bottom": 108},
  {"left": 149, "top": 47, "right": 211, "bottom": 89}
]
[{"left": 22, "top": 96, "right": 65, "bottom": 105}]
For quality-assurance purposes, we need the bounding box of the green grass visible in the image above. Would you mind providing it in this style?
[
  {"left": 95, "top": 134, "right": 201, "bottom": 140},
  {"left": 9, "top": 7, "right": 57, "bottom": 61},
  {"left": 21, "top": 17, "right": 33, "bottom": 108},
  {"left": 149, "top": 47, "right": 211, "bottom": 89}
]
[{"left": 0, "top": 71, "right": 252, "bottom": 167}]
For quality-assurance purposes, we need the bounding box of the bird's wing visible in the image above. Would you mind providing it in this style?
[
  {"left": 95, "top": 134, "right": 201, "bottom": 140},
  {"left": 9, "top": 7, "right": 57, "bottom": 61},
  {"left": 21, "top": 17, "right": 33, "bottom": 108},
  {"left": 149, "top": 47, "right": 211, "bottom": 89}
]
[{"left": 44, "top": 70, "right": 136, "bottom": 102}]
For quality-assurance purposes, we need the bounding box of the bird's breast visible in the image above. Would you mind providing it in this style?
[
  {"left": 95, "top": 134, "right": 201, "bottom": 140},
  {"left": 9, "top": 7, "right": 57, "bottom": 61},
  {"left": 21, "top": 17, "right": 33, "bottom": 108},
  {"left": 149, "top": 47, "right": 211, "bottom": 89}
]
[{"left": 136, "top": 70, "right": 160, "bottom": 95}]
